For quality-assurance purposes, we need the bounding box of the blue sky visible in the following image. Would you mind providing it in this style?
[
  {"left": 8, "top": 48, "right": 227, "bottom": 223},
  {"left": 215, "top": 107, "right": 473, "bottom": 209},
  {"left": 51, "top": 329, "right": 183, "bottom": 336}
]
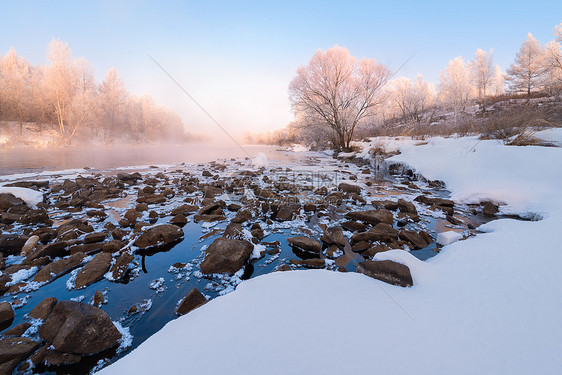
[{"left": 1, "top": 0, "right": 561, "bottom": 135}]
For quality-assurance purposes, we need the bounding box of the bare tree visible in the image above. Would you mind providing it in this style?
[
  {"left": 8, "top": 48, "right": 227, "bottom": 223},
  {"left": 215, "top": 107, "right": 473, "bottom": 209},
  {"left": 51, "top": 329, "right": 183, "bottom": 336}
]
[
  {"left": 544, "top": 24, "right": 562, "bottom": 97},
  {"left": 98, "top": 67, "right": 128, "bottom": 139},
  {"left": 506, "top": 33, "right": 546, "bottom": 99},
  {"left": 289, "top": 46, "right": 391, "bottom": 150},
  {"left": 470, "top": 49, "right": 494, "bottom": 110},
  {"left": 43, "top": 39, "right": 78, "bottom": 139},
  {"left": 0, "top": 48, "right": 32, "bottom": 134},
  {"left": 390, "top": 74, "right": 434, "bottom": 124},
  {"left": 439, "top": 56, "right": 474, "bottom": 125}
]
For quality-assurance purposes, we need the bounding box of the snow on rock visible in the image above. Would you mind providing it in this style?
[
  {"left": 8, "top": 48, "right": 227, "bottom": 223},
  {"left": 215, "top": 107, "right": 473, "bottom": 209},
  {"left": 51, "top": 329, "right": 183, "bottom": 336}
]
[
  {"left": 436, "top": 231, "right": 463, "bottom": 246},
  {"left": 99, "top": 134, "right": 562, "bottom": 375},
  {"left": 0, "top": 187, "right": 43, "bottom": 208},
  {"left": 251, "top": 152, "right": 269, "bottom": 169}
]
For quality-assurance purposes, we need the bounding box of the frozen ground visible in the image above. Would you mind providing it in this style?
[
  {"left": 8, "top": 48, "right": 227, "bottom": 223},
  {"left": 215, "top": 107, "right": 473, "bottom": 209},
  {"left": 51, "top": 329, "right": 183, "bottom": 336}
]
[{"left": 100, "top": 135, "right": 562, "bottom": 375}]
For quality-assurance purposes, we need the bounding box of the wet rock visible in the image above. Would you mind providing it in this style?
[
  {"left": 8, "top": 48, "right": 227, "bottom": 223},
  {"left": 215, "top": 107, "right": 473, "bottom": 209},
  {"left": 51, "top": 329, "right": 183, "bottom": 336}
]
[
  {"left": 362, "top": 245, "right": 391, "bottom": 258},
  {"left": 352, "top": 241, "right": 370, "bottom": 252},
  {"left": 0, "top": 337, "right": 41, "bottom": 373},
  {"left": 0, "top": 302, "right": 14, "bottom": 326},
  {"left": 84, "top": 232, "right": 107, "bottom": 244},
  {"left": 223, "top": 223, "right": 245, "bottom": 239},
  {"left": 289, "top": 258, "right": 325, "bottom": 268},
  {"left": 33, "top": 253, "right": 86, "bottom": 283},
  {"left": 20, "top": 235, "right": 40, "bottom": 256},
  {"left": 350, "top": 223, "right": 398, "bottom": 244},
  {"left": 5, "top": 180, "right": 49, "bottom": 190},
  {"left": 136, "top": 203, "right": 149, "bottom": 212},
  {"left": 68, "top": 242, "right": 104, "bottom": 256},
  {"left": 133, "top": 224, "right": 184, "bottom": 250},
  {"left": 356, "top": 259, "right": 413, "bottom": 287},
  {"left": 198, "top": 202, "right": 222, "bottom": 215},
  {"left": 345, "top": 209, "right": 393, "bottom": 225},
  {"left": 111, "top": 228, "right": 127, "bottom": 241},
  {"left": 202, "top": 185, "right": 223, "bottom": 198},
  {"left": 276, "top": 264, "right": 292, "bottom": 272},
  {"left": 28, "top": 297, "right": 58, "bottom": 320},
  {"left": 124, "top": 208, "right": 142, "bottom": 225},
  {"left": 200, "top": 237, "right": 253, "bottom": 275},
  {"left": 93, "top": 290, "right": 104, "bottom": 307},
  {"left": 446, "top": 215, "right": 464, "bottom": 226},
  {"left": 303, "top": 203, "right": 317, "bottom": 212},
  {"left": 287, "top": 236, "right": 321, "bottom": 253},
  {"left": 0, "top": 193, "right": 26, "bottom": 210},
  {"left": 170, "top": 214, "right": 188, "bottom": 227},
  {"left": 110, "top": 251, "right": 134, "bottom": 280},
  {"left": 176, "top": 288, "right": 207, "bottom": 315},
  {"left": 102, "top": 240, "right": 124, "bottom": 253},
  {"left": 38, "top": 300, "right": 121, "bottom": 355},
  {"left": 43, "top": 350, "right": 82, "bottom": 366},
  {"left": 324, "top": 245, "right": 343, "bottom": 258},
  {"left": 137, "top": 194, "right": 166, "bottom": 204},
  {"left": 338, "top": 183, "right": 361, "bottom": 194},
  {"left": 31, "top": 227, "right": 56, "bottom": 244},
  {"left": 372, "top": 200, "right": 399, "bottom": 211},
  {"left": 397, "top": 199, "right": 417, "bottom": 215},
  {"left": 0, "top": 234, "right": 28, "bottom": 256},
  {"left": 170, "top": 204, "right": 198, "bottom": 216},
  {"left": 399, "top": 230, "right": 429, "bottom": 250},
  {"left": 74, "top": 252, "right": 113, "bottom": 289},
  {"left": 201, "top": 170, "right": 213, "bottom": 177},
  {"left": 414, "top": 195, "right": 454, "bottom": 208},
  {"left": 320, "top": 227, "right": 347, "bottom": 249},
  {"left": 117, "top": 172, "right": 142, "bottom": 182}
]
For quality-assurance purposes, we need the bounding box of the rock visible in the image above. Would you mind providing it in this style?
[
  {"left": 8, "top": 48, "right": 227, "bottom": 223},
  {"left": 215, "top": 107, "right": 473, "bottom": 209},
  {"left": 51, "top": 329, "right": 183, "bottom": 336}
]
[
  {"left": 0, "top": 302, "right": 14, "bottom": 326},
  {"left": 223, "top": 223, "right": 245, "bottom": 239},
  {"left": 320, "top": 227, "right": 347, "bottom": 249},
  {"left": 28, "top": 297, "right": 58, "bottom": 320},
  {"left": 43, "top": 350, "right": 82, "bottom": 366},
  {"left": 124, "top": 208, "right": 142, "bottom": 225},
  {"left": 289, "top": 258, "right": 325, "bottom": 269},
  {"left": 20, "top": 235, "right": 40, "bottom": 256},
  {"left": 84, "top": 232, "right": 107, "bottom": 244},
  {"left": 414, "top": 195, "right": 454, "bottom": 208},
  {"left": 74, "top": 252, "right": 113, "bottom": 289},
  {"left": 170, "top": 204, "right": 198, "bottom": 216},
  {"left": 133, "top": 224, "right": 184, "bottom": 249},
  {"left": 136, "top": 203, "right": 149, "bottom": 212},
  {"left": 68, "top": 242, "right": 104, "bottom": 256},
  {"left": 372, "top": 200, "right": 399, "bottom": 211},
  {"left": 356, "top": 259, "right": 413, "bottom": 287},
  {"left": 117, "top": 172, "right": 142, "bottom": 182},
  {"left": 2, "top": 322, "right": 31, "bottom": 336},
  {"left": 102, "top": 240, "right": 124, "bottom": 253},
  {"left": 170, "top": 214, "right": 188, "bottom": 226},
  {"left": 341, "top": 220, "right": 368, "bottom": 232},
  {"left": 276, "top": 264, "right": 292, "bottom": 272},
  {"left": 446, "top": 215, "right": 463, "bottom": 226},
  {"left": 176, "top": 288, "right": 207, "bottom": 315},
  {"left": 274, "top": 204, "right": 301, "bottom": 221},
  {"left": 93, "top": 290, "right": 104, "bottom": 306},
  {"left": 324, "top": 245, "right": 343, "bottom": 258},
  {"left": 38, "top": 300, "right": 121, "bottom": 355},
  {"left": 345, "top": 209, "right": 393, "bottom": 225},
  {"left": 137, "top": 194, "right": 166, "bottom": 204},
  {"left": 0, "top": 234, "right": 28, "bottom": 256},
  {"left": 33, "top": 253, "right": 86, "bottom": 283},
  {"left": 399, "top": 230, "right": 429, "bottom": 250},
  {"left": 200, "top": 238, "right": 253, "bottom": 274},
  {"left": 482, "top": 201, "right": 499, "bottom": 216},
  {"left": 338, "top": 183, "right": 361, "bottom": 194},
  {"left": 352, "top": 241, "right": 370, "bottom": 252},
  {"left": 287, "top": 236, "right": 321, "bottom": 253},
  {"left": 397, "top": 199, "right": 417, "bottom": 215},
  {"left": 56, "top": 219, "right": 94, "bottom": 240},
  {"left": 28, "top": 241, "right": 68, "bottom": 261},
  {"left": 0, "top": 337, "right": 40, "bottom": 373},
  {"left": 110, "top": 251, "right": 134, "bottom": 280},
  {"left": 231, "top": 209, "right": 252, "bottom": 224},
  {"left": 198, "top": 202, "right": 222, "bottom": 215},
  {"left": 193, "top": 214, "right": 226, "bottom": 222},
  {"left": 362, "top": 245, "right": 391, "bottom": 258},
  {"left": 0, "top": 193, "right": 26, "bottom": 210}
]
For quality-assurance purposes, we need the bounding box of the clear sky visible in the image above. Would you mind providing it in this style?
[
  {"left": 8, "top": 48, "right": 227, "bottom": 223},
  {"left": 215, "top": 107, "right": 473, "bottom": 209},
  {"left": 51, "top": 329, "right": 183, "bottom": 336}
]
[{"left": 1, "top": 0, "right": 561, "bottom": 138}]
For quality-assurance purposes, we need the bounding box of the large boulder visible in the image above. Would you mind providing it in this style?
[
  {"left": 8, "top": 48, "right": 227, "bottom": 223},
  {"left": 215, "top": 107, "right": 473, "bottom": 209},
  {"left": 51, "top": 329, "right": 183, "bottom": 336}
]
[
  {"left": 28, "top": 297, "right": 58, "bottom": 320},
  {"left": 74, "top": 252, "right": 113, "bottom": 289},
  {"left": 0, "top": 302, "right": 14, "bottom": 325},
  {"left": 176, "top": 288, "right": 207, "bottom": 315},
  {"left": 345, "top": 209, "right": 393, "bottom": 225},
  {"left": 133, "top": 224, "right": 184, "bottom": 249},
  {"left": 200, "top": 238, "right": 253, "bottom": 275},
  {"left": 287, "top": 236, "right": 322, "bottom": 253},
  {"left": 38, "top": 301, "right": 121, "bottom": 355},
  {"left": 356, "top": 259, "right": 413, "bottom": 287}
]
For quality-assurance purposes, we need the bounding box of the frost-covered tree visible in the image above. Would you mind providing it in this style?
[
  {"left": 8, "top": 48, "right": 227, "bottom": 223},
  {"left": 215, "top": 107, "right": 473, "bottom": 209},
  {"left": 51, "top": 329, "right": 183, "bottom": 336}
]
[
  {"left": 98, "top": 68, "right": 128, "bottom": 139},
  {"left": 67, "top": 57, "right": 97, "bottom": 141},
  {"left": 438, "top": 56, "right": 474, "bottom": 124},
  {"left": 490, "top": 65, "right": 505, "bottom": 96},
  {"left": 506, "top": 33, "right": 546, "bottom": 99},
  {"left": 289, "top": 45, "right": 391, "bottom": 150},
  {"left": 470, "top": 49, "right": 494, "bottom": 110},
  {"left": 543, "top": 24, "right": 562, "bottom": 97},
  {"left": 0, "top": 48, "right": 33, "bottom": 134},
  {"left": 390, "top": 74, "right": 434, "bottom": 123},
  {"left": 43, "top": 39, "right": 78, "bottom": 138}
]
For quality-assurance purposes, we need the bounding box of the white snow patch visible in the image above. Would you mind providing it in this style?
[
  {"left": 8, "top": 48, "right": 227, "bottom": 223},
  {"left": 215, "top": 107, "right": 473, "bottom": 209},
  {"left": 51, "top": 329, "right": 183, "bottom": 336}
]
[
  {"left": 113, "top": 321, "right": 133, "bottom": 354},
  {"left": 251, "top": 152, "right": 269, "bottom": 169},
  {"left": 0, "top": 187, "right": 43, "bottom": 207},
  {"left": 6, "top": 267, "right": 37, "bottom": 286},
  {"left": 436, "top": 231, "right": 463, "bottom": 246}
]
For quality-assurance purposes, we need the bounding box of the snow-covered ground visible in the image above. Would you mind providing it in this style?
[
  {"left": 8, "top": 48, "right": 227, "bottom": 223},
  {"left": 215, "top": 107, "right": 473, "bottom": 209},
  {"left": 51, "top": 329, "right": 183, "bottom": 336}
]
[{"left": 100, "top": 135, "right": 562, "bottom": 375}]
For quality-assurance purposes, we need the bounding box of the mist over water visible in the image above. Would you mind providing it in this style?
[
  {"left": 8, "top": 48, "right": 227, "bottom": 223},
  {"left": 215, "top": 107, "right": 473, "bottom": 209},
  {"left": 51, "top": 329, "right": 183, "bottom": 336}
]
[{"left": 0, "top": 141, "right": 278, "bottom": 176}]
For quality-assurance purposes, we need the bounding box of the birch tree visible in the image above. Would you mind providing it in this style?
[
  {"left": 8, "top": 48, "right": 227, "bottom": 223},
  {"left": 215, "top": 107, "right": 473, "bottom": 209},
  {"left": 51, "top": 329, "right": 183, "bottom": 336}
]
[
  {"left": 0, "top": 48, "right": 33, "bottom": 134},
  {"left": 470, "top": 49, "right": 494, "bottom": 110},
  {"left": 506, "top": 33, "right": 546, "bottom": 99},
  {"left": 438, "top": 56, "right": 474, "bottom": 124},
  {"left": 98, "top": 68, "right": 128, "bottom": 139},
  {"left": 289, "top": 46, "right": 391, "bottom": 150}
]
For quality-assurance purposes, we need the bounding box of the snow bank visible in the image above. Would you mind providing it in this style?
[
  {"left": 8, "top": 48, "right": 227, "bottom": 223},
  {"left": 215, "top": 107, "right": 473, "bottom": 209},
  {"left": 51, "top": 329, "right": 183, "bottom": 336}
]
[
  {"left": 0, "top": 187, "right": 43, "bottom": 207},
  {"left": 436, "top": 231, "right": 463, "bottom": 246},
  {"left": 101, "top": 135, "right": 562, "bottom": 375},
  {"left": 251, "top": 152, "right": 269, "bottom": 169},
  {"left": 534, "top": 127, "right": 562, "bottom": 146}
]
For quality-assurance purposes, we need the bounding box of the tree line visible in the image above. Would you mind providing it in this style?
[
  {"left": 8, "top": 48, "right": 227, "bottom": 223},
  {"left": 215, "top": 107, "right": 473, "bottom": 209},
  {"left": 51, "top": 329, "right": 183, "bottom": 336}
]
[
  {"left": 248, "top": 23, "right": 562, "bottom": 149},
  {"left": 0, "top": 39, "right": 191, "bottom": 144}
]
